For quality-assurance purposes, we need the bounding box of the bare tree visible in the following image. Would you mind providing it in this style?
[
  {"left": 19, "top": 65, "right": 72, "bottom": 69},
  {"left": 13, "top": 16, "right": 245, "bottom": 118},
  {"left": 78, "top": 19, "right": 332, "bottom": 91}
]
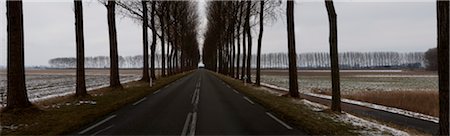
[
  {"left": 245, "top": 1, "right": 252, "bottom": 83},
  {"left": 158, "top": 1, "right": 166, "bottom": 77},
  {"left": 286, "top": 0, "right": 299, "bottom": 98},
  {"left": 6, "top": 0, "right": 32, "bottom": 109},
  {"left": 140, "top": 0, "right": 150, "bottom": 82},
  {"left": 150, "top": 1, "right": 157, "bottom": 80},
  {"left": 325, "top": 0, "right": 340, "bottom": 112},
  {"left": 437, "top": 0, "right": 449, "bottom": 135},
  {"left": 75, "top": 0, "right": 87, "bottom": 97},
  {"left": 255, "top": 0, "right": 264, "bottom": 86},
  {"left": 424, "top": 48, "right": 437, "bottom": 71},
  {"left": 106, "top": 0, "right": 122, "bottom": 88}
]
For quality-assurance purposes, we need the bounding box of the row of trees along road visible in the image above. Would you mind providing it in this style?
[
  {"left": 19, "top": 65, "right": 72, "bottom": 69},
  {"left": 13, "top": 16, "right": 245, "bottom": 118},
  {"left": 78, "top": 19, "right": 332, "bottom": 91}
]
[
  {"left": 5, "top": 0, "right": 200, "bottom": 111},
  {"left": 202, "top": 0, "right": 449, "bottom": 135}
]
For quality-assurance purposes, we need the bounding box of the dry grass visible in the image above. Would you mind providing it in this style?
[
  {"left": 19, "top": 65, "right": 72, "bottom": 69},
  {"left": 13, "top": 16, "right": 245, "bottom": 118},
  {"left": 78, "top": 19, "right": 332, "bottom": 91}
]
[
  {"left": 314, "top": 90, "right": 439, "bottom": 117},
  {"left": 0, "top": 71, "right": 191, "bottom": 135}
]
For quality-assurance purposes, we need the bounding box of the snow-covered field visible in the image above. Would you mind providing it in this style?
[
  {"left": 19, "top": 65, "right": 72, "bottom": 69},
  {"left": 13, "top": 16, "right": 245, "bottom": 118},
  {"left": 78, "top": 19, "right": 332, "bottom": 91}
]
[
  {"left": 258, "top": 69, "right": 441, "bottom": 123},
  {"left": 0, "top": 69, "right": 142, "bottom": 105},
  {"left": 257, "top": 70, "right": 438, "bottom": 95}
]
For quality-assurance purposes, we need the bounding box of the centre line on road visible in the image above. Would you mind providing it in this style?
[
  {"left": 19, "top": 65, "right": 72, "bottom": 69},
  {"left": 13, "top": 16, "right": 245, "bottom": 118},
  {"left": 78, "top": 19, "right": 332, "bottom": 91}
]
[
  {"left": 132, "top": 97, "right": 147, "bottom": 106},
  {"left": 243, "top": 97, "right": 255, "bottom": 105},
  {"left": 194, "top": 92, "right": 200, "bottom": 105},
  {"left": 189, "top": 112, "right": 198, "bottom": 136},
  {"left": 191, "top": 89, "right": 199, "bottom": 104},
  {"left": 91, "top": 125, "right": 114, "bottom": 136},
  {"left": 181, "top": 113, "right": 193, "bottom": 136},
  {"left": 78, "top": 115, "right": 117, "bottom": 134},
  {"left": 266, "top": 112, "right": 293, "bottom": 130}
]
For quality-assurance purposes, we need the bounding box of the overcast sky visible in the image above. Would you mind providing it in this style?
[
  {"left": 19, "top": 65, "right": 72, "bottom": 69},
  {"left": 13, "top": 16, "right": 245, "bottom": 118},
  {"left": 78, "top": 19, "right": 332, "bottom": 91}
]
[{"left": 0, "top": 0, "right": 437, "bottom": 66}]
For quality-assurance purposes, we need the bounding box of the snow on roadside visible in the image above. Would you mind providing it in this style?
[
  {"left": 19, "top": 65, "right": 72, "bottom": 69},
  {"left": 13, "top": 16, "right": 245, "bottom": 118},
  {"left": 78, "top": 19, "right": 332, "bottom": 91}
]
[
  {"left": 305, "top": 92, "right": 439, "bottom": 123},
  {"left": 337, "top": 112, "right": 409, "bottom": 136},
  {"left": 262, "top": 82, "right": 439, "bottom": 124},
  {"left": 296, "top": 99, "right": 409, "bottom": 136}
]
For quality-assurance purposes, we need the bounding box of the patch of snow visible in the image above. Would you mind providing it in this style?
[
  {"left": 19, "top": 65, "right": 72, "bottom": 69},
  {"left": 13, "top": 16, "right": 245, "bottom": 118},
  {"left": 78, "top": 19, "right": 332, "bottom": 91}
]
[
  {"left": 299, "top": 99, "right": 409, "bottom": 136},
  {"left": 261, "top": 83, "right": 289, "bottom": 91},
  {"left": 78, "top": 100, "right": 97, "bottom": 105},
  {"left": 337, "top": 113, "right": 410, "bottom": 136},
  {"left": 257, "top": 86, "right": 285, "bottom": 96},
  {"left": 294, "top": 99, "right": 327, "bottom": 112},
  {"left": 262, "top": 83, "right": 439, "bottom": 124}
]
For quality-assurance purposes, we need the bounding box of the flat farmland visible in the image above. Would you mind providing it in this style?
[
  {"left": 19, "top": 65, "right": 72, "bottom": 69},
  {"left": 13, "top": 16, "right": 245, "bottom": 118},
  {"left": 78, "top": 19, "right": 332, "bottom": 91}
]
[
  {"left": 0, "top": 69, "right": 147, "bottom": 104},
  {"left": 257, "top": 70, "right": 437, "bottom": 93},
  {"left": 254, "top": 69, "right": 439, "bottom": 117}
]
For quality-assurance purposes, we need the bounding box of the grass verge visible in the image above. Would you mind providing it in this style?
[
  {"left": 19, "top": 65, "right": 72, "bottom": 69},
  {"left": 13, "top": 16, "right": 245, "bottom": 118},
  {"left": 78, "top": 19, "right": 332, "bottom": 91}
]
[
  {"left": 212, "top": 72, "right": 358, "bottom": 135},
  {"left": 313, "top": 90, "right": 438, "bottom": 117},
  {"left": 0, "top": 71, "right": 192, "bottom": 135}
]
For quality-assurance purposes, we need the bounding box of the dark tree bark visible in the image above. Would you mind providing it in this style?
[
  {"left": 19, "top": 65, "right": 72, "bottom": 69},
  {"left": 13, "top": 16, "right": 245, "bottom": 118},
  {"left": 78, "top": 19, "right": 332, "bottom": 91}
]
[
  {"left": 245, "top": 1, "right": 252, "bottom": 83},
  {"left": 75, "top": 0, "right": 87, "bottom": 97},
  {"left": 140, "top": 0, "right": 150, "bottom": 82},
  {"left": 241, "top": 17, "right": 247, "bottom": 80},
  {"left": 236, "top": 4, "right": 243, "bottom": 79},
  {"left": 150, "top": 1, "right": 157, "bottom": 80},
  {"left": 325, "top": 0, "right": 340, "bottom": 112},
  {"left": 437, "top": 0, "right": 449, "bottom": 135},
  {"left": 107, "top": 0, "right": 122, "bottom": 88},
  {"left": 236, "top": 23, "right": 241, "bottom": 79},
  {"left": 159, "top": 5, "right": 166, "bottom": 77},
  {"left": 256, "top": 0, "right": 264, "bottom": 86},
  {"left": 6, "top": 0, "right": 32, "bottom": 109},
  {"left": 287, "top": 0, "right": 299, "bottom": 98}
]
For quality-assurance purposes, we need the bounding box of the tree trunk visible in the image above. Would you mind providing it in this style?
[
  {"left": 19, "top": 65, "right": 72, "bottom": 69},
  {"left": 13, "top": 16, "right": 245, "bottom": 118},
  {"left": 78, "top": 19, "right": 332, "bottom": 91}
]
[
  {"left": 141, "top": 0, "right": 150, "bottom": 82},
  {"left": 241, "top": 24, "right": 246, "bottom": 80},
  {"left": 326, "top": 0, "right": 340, "bottom": 112},
  {"left": 232, "top": 31, "right": 236, "bottom": 77},
  {"left": 256, "top": 0, "right": 264, "bottom": 86},
  {"left": 236, "top": 5, "right": 243, "bottom": 79},
  {"left": 437, "top": 0, "right": 449, "bottom": 135},
  {"left": 75, "top": 0, "right": 87, "bottom": 97},
  {"left": 107, "top": 0, "right": 122, "bottom": 88},
  {"left": 160, "top": 10, "right": 166, "bottom": 77},
  {"left": 236, "top": 26, "right": 241, "bottom": 79},
  {"left": 245, "top": 1, "right": 252, "bottom": 83},
  {"left": 150, "top": 1, "right": 157, "bottom": 80},
  {"left": 6, "top": 0, "right": 32, "bottom": 109},
  {"left": 287, "top": 0, "right": 299, "bottom": 98}
]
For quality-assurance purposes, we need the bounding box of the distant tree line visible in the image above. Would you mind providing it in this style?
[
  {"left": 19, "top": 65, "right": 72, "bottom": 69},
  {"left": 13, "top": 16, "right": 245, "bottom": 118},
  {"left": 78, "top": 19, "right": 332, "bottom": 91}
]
[
  {"left": 254, "top": 52, "right": 425, "bottom": 69},
  {"left": 49, "top": 51, "right": 425, "bottom": 69},
  {"left": 49, "top": 55, "right": 165, "bottom": 69}
]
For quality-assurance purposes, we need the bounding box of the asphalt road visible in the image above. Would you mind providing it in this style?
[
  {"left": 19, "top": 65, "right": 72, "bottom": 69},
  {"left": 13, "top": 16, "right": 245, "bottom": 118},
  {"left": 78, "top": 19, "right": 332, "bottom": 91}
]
[{"left": 75, "top": 69, "right": 305, "bottom": 135}]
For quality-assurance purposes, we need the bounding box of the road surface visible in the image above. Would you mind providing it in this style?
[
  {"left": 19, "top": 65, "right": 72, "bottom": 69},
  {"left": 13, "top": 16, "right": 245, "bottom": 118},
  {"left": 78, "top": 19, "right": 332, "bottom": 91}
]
[{"left": 75, "top": 69, "right": 305, "bottom": 135}]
